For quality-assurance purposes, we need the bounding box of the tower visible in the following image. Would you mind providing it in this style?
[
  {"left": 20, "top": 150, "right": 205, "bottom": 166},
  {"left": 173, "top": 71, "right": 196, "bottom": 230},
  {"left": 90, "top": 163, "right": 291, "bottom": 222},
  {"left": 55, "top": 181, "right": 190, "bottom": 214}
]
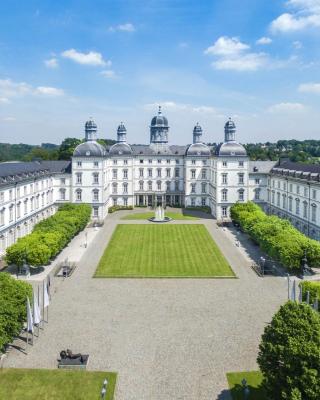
[
  {"left": 150, "top": 106, "right": 169, "bottom": 144},
  {"left": 117, "top": 122, "right": 127, "bottom": 143},
  {"left": 85, "top": 118, "right": 97, "bottom": 141},
  {"left": 224, "top": 118, "right": 236, "bottom": 142},
  {"left": 193, "top": 123, "right": 203, "bottom": 144}
]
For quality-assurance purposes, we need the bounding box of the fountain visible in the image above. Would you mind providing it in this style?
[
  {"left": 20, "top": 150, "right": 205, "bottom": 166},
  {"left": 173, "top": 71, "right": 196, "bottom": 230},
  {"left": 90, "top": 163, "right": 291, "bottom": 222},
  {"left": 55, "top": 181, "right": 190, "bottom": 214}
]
[{"left": 148, "top": 205, "right": 172, "bottom": 223}]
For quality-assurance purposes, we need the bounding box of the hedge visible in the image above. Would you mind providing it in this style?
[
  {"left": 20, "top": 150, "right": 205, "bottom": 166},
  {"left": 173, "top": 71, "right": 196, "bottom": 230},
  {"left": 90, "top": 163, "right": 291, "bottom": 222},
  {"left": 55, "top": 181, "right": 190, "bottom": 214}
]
[
  {"left": 230, "top": 202, "right": 320, "bottom": 270},
  {"left": 5, "top": 203, "right": 91, "bottom": 267},
  {"left": 299, "top": 281, "right": 320, "bottom": 306},
  {"left": 0, "top": 273, "right": 32, "bottom": 352},
  {"left": 108, "top": 205, "right": 133, "bottom": 213}
]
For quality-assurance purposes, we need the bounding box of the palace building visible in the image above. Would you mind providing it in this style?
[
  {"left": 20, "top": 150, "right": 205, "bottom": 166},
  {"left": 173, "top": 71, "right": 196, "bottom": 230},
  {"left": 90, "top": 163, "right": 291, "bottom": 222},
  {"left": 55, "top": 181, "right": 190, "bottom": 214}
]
[{"left": 0, "top": 107, "right": 319, "bottom": 256}]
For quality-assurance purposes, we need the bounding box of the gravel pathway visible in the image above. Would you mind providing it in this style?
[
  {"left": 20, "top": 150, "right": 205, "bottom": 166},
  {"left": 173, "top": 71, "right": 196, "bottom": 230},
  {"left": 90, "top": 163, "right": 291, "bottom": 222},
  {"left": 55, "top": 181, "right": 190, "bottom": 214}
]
[{"left": 4, "top": 210, "right": 287, "bottom": 400}]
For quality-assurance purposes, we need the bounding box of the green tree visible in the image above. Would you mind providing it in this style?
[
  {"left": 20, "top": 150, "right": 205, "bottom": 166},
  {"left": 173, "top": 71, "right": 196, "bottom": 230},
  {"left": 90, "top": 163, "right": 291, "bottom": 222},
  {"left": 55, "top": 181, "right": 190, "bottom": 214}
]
[
  {"left": 58, "top": 138, "right": 82, "bottom": 160},
  {"left": 257, "top": 302, "right": 320, "bottom": 400}
]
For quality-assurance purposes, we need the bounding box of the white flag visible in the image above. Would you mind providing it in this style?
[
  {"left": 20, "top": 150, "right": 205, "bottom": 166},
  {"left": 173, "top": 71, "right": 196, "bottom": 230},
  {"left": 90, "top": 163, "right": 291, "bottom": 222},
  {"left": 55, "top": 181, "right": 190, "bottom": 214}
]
[
  {"left": 291, "top": 280, "right": 296, "bottom": 301},
  {"left": 314, "top": 298, "right": 319, "bottom": 312},
  {"left": 26, "top": 297, "right": 33, "bottom": 333},
  {"left": 298, "top": 285, "right": 303, "bottom": 303},
  {"left": 33, "top": 289, "right": 41, "bottom": 325},
  {"left": 43, "top": 281, "right": 50, "bottom": 308}
]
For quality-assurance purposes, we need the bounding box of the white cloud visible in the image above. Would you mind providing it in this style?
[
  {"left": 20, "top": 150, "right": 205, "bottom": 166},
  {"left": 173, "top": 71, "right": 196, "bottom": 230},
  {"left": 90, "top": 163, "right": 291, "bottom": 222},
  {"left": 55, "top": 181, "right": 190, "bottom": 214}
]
[
  {"left": 2, "top": 116, "right": 16, "bottom": 122},
  {"left": 204, "top": 36, "right": 249, "bottom": 56},
  {"left": 0, "top": 97, "right": 10, "bottom": 104},
  {"left": 271, "top": 0, "right": 320, "bottom": 33},
  {"left": 212, "top": 53, "right": 268, "bottom": 71},
  {"left": 100, "top": 70, "right": 116, "bottom": 79},
  {"left": 267, "top": 102, "right": 307, "bottom": 113},
  {"left": 44, "top": 58, "right": 59, "bottom": 68},
  {"left": 205, "top": 36, "right": 271, "bottom": 71},
  {"left": 61, "top": 49, "right": 111, "bottom": 67},
  {"left": 293, "top": 40, "right": 303, "bottom": 48},
  {"left": 35, "top": 86, "right": 64, "bottom": 96},
  {"left": 0, "top": 79, "right": 32, "bottom": 98},
  {"left": 109, "top": 23, "right": 135, "bottom": 32},
  {"left": 256, "top": 36, "right": 272, "bottom": 45},
  {"left": 144, "top": 101, "right": 222, "bottom": 116},
  {"left": 298, "top": 82, "right": 320, "bottom": 93}
]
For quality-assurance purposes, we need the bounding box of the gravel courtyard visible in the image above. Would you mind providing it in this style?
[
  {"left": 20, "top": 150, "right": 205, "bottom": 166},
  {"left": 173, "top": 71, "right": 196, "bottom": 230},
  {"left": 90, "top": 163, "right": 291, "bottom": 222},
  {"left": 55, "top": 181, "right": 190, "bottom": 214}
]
[{"left": 3, "top": 210, "right": 288, "bottom": 400}]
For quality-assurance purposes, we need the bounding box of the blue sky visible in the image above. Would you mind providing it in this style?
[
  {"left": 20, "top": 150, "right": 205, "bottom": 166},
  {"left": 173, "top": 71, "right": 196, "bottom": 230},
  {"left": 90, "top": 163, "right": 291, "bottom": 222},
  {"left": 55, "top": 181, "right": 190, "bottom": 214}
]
[{"left": 0, "top": 0, "right": 320, "bottom": 145}]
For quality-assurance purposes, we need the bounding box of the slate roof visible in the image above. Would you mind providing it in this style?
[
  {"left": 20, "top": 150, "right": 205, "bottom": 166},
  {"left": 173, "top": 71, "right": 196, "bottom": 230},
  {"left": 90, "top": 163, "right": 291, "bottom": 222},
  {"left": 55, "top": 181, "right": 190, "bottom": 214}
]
[
  {"left": 0, "top": 161, "right": 71, "bottom": 186},
  {"left": 249, "top": 161, "right": 277, "bottom": 174},
  {"left": 271, "top": 160, "right": 320, "bottom": 182}
]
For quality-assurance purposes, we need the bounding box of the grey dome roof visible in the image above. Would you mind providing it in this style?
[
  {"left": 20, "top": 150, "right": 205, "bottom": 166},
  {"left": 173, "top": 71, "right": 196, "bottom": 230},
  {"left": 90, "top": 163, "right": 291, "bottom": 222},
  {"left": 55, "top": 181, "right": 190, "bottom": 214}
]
[
  {"left": 215, "top": 142, "right": 247, "bottom": 157},
  {"left": 186, "top": 143, "right": 211, "bottom": 156},
  {"left": 85, "top": 119, "right": 97, "bottom": 130},
  {"left": 117, "top": 122, "right": 127, "bottom": 134},
  {"left": 224, "top": 118, "right": 236, "bottom": 131},
  {"left": 151, "top": 106, "right": 168, "bottom": 127},
  {"left": 73, "top": 141, "right": 106, "bottom": 157},
  {"left": 109, "top": 142, "right": 133, "bottom": 155}
]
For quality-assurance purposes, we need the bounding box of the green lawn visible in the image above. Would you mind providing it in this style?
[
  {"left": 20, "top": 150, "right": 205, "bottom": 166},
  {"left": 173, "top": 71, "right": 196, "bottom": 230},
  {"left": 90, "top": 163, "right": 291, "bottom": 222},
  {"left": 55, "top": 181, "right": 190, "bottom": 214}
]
[
  {"left": 227, "top": 371, "right": 266, "bottom": 400},
  {"left": 95, "top": 224, "right": 235, "bottom": 277},
  {"left": 0, "top": 369, "right": 117, "bottom": 400},
  {"left": 121, "top": 211, "right": 198, "bottom": 220}
]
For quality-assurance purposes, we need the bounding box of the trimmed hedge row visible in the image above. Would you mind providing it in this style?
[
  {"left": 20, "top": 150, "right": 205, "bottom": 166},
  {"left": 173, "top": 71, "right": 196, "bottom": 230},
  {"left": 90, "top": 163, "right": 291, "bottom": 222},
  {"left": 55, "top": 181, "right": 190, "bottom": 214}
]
[
  {"left": 230, "top": 202, "right": 320, "bottom": 270},
  {"left": 0, "top": 272, "right": 32, "bottom": 352},
  {"left": 108, "top": 205, "right": 133, "bottom": 213},
  {"left": 5, "top": 203, "right": 91, "bottom": 267},
  {"left": 299, "top": 281, "right": 320, "bottom": 305}
]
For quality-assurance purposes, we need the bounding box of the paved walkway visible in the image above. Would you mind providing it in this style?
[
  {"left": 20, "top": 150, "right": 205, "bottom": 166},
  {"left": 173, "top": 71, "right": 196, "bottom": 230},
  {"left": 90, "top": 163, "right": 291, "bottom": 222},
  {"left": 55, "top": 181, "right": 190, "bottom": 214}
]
[{"left": 4, "top": 209, "right": 288, "bottom": 399}]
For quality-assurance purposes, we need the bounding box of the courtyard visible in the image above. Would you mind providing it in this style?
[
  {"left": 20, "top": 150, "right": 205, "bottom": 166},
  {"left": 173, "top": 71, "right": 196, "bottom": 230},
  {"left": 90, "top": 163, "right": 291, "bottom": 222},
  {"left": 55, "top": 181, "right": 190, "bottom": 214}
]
[
  {"left": 95, "top": 224, "right": 234, "bottom": 278},
  {"left": 3, "top": 209, "right": 287, "bottom": 399}
]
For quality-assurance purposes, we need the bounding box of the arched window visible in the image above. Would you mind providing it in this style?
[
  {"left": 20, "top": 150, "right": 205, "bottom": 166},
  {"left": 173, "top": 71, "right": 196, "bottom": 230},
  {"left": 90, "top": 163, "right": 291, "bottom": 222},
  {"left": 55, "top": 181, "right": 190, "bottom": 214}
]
[
  {"left": 238, "top": 189, "right": 244, "bottom": 202},
  {"left": 311, "top": 203, "right": 317, "bottom": 222},
  {"left": 123, "top": 183, "right": 128, "bottom": 194},
  {"left": 112, "top": 182, "right": 117, "bottom": 194}
]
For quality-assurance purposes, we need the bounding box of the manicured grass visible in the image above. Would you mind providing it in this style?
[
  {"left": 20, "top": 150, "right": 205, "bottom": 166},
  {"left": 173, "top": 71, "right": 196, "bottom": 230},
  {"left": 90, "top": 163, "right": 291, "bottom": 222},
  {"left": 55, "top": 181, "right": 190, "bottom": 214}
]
[
  {"left": 121, "top": 211, "right": 198, "bottom": 220},
  {"left": 227, "top": 371, "right": 266, "bottom": 400},
  {"left": 95, "top": 224, "right": 235, "bottom": 277},
  {"left": 0, "top": 368, "right": 117, "bottom": 400}
]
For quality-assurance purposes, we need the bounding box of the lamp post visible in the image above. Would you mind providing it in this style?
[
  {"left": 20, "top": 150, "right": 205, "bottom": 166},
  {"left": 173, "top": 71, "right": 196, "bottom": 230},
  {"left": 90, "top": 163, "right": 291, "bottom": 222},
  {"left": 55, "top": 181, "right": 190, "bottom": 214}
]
[
  {"left": 241, "top": 378, "right": 250, "bottom": 399},
  {"left": 101, "top": 378, "right": 108, "bottom": 400}
]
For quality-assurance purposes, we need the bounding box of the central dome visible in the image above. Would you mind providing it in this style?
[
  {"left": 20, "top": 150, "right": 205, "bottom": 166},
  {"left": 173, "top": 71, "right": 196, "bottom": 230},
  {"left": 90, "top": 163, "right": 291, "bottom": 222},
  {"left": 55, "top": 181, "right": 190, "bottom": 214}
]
[{"left": 150, "top": 106, "right": 168, "bottom": 127}]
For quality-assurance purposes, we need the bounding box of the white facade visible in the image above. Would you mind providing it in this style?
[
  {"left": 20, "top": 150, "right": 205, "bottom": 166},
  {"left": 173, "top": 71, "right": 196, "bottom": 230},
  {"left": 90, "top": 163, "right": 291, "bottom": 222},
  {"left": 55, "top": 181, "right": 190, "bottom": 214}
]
[{"left": 1, "top": 112, "right": 320, "bottom": 258}]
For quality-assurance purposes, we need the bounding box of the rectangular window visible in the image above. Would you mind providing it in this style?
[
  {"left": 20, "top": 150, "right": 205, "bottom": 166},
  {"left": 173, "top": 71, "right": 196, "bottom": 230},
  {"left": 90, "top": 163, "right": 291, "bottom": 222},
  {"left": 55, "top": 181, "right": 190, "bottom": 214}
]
[
  {"left": 94, "top": 161, "right": 99, "bottom": 167},
  {"left": 191, "top": 170, "right": 196, "bottom": 179},
  {"left": 303, "top": 202, "right": 308, "bottom": 218},
  {"left": 24, "top": 200, "right": 27, "bottom": 214},
  {"left": 201, "top": 183, "right": 206, "bottom": 194},
  {"left": 157, "top": 159, "right": 161, "bottom": 164},
  {"left": 148, "top": 159, "right": 152, "bottom": 164},
  {"left": 255, "top": 190, "right": 260, "bottom": 200},
  {"left": 93, "top": 207, "right": 99, "bottom": 217},
  {"left": 76, "top": 173, "right": 82, "bottom": 184},
  {"left": 289, "top": 183, "right": 293, "bottom": 192},
  {"left": 9, "top": 207, "right": 13, "bottom": 222},
  {"left": 304, "top": 187, "right": 308, "bottom": 197},
  {"left": 222, "top": 161, "right": 227, "bottom": 167},
  {"left": 140, "top": 159, "right": 143, "bottom": 164},
  {"left": 201, "top": 169, "right": 207, "bottom": 179},
  {"left": 296, "top": 185, "right": 300, "bottom": 195},
  {"left": 166, "top": 168, "right": 171, "bottom": 178},
  {"left": 157, "top": 181, "right": 161, "bottom": 190},
  {"left": 77, "top": 161, "right": 82, "bottom": 167},
  {"left": 255, "top": 178, "right": 260, "bottom": 185},
  {"left": 277, "top": 192, "right": 280, "bottom": 207},
  {"left": 222, "top": 206, "right": 227, "bottom": 217},
  {"left": 139, "top": 168, "right": 144, "bottom": 178},
  {"left": 239, "top": 161, "right": 244, "bottom": 167},
  {"left": 123, "top": 183, "right": 128, "bottom": 194},
  {"left": 123, "top": 198, "right": 128, "bottom": 206},
  {"left": 157, "top": 168, "right": 161, "bottom": 178},
  {"left": 93, "top": 173, "right": 99, "bottom": 184},
  {"left": 222, "top": 190, "right": 227, "bottom": 201},
  {"left": 201, "top": 198, "right": 206, "bottom": 206},
  {"left": 93, "top": 191, "right": 99, "bottom": 201},
  {"left": 113, "top": 159, "right": 118, "bottom": 165},
  {"left": 282, "top": 195, "right": 286, "bottom": 208},
  {"left": 222, "top": 174, "right": 228, "bottom": 184},
  {"left": 166, "top": 159, "right": 170, "bottom": 164},
  {"left": 296, "top": 199, "right": 300, "bottom": 215},
  {"left": 9, "top": 190, "right": 12, "bottom": 201},
  {"left": 0, "top": 192, "right": 4, "bottom": 203},
  {"left": 175, "top": 181, "right": 179, "bottom": 191},
  {"left": 124, "top": 159, "right": 128, "bottom": 165},
  {"left": 148, "top": 181, "right": 152, "bottom": 191},
  {"left": 238, "top": 191, "right": 244, "bottom": 201},
  {"left": 312, "top": 189, "right": 317, "bottom": 200},
  {"left": 60, "top": 178, "right": 65, "bottom": 185},
  {"left": 60, "top": 190, "right": 65, "bottom": 201},
  {"left": 191, "top": 160, "right": 196, "bottom": 165},
  {"left": 175, "top": 168, "right": 180, "bottom": 178},
  {"left": 238, "top": 173, "right": 244, "bottom": 185},
  {"left": 191, "top": 183, "right": 196, "bottom": 193},
  {"left": 123, "top": 169, "right": 128, "bottom": 179},
  {"left": 139, "top": 181, "right": 144, "bottom": 191},
  {"left": 289, "top": 197, "right": 292, "bottom": 211},
  {"left": 175, "top": 159, "right": 179, "bottom": 164},
  {"left": 113, "top": 169, "right": 117, "bottom": 179},
  {"left": 191, "top": 198, "right": 196, "bottom": 206},
  {"left": 148, "top": 169, "right": 152, "bottom": 178}
]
